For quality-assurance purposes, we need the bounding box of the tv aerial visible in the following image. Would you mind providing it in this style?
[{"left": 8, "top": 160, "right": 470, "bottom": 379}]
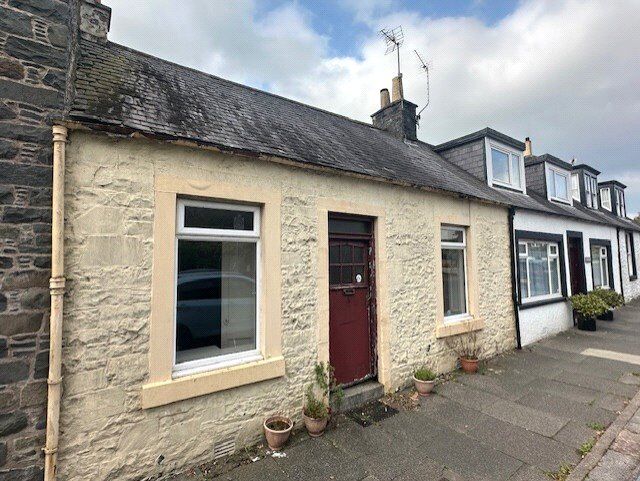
[
  {"left": 414, "top": 49, "right": 432, "bottom": 123},
  {"left": 379, "top": 26, "right": 404, "bottom": 76}
]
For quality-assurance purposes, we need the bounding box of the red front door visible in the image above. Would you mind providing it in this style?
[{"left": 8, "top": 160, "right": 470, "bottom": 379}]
[{"left": 329, "top": 236, "right": 374, "bottom": 386}]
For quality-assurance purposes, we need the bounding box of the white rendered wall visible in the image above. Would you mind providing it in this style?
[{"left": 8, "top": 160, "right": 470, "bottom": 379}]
[
  {"left": 514, "top": 209, "right": 621, "bottom": 346},
  {"left": 621, "top": 230, "right": 640, "bottom": 302}
]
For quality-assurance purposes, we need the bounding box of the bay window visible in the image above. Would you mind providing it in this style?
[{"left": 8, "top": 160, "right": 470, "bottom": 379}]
[
  {"left": 591, "top": 244, "right": 610, "bottom": 289},
  {"left": 175, "top": 199, "right": 260, "bottom": 375},
  {"left": 518, "top": 239, "right": 562, "bottom": 302},
  {"left": 441, "top": 226, "right": 468, "bottom": 320}
]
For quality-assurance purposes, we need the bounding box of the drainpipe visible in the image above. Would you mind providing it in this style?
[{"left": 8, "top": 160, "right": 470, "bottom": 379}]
[
  {"left": 616, "top": 227, "right": 625, "bottom": 301},
  {"left": 44, "top": 125, "right": 68, "bottom": 481},
  {"left": 508, "top": 207, "right": 522, "bottom": 349}
]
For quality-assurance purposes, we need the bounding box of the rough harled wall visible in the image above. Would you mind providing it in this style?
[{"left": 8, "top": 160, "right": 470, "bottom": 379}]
[
  {"left": 621, "top": 230, "right": 640, "bottom": 302},
  {"left": 57, "top": 131, "right": 516, "bottom": 480},
  {"left": 436, "top": 139, "right": 487, "bottom": 181},
  {"left": 0, "top": 1, "right": 72, "bottom": 479}
]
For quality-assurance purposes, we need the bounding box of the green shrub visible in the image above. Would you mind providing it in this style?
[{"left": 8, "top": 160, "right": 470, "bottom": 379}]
[
  {"left": 304, "top": 385, "right": 328, "bottom": 419},
  {"left": 591, "top": 289, "right": 624, "bottom": 309},
  {"left": 414, "top": 367, "right": 437, "bottom": 381},
  {"left": 570, "top": 293, "right": 609, "bottom": 319}
]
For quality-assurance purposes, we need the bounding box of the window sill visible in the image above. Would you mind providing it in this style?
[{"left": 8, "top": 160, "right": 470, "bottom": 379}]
[
  {"left": 519, "top": 297, "right": 567, "bottom": 310},
  {"left": 141, "top": 356, "right": 285, "bottom": 409},
  {"left": 436, "top": 317, "right": 484, "bottom": 339}
]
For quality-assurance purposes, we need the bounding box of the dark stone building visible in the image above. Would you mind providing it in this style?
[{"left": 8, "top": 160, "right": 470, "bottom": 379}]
[{"left": 0, "top": 0, "right": 75, "bottom": 478}]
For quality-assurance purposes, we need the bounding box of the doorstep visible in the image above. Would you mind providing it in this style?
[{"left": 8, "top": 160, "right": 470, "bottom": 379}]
[{"left": 337, "top": 380, "right": 384, "bottom": 413}]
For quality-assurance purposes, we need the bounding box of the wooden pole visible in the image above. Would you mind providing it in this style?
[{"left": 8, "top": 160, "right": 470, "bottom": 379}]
[{"left": 44, "top": 125, "right": 67, "bottom": 481}]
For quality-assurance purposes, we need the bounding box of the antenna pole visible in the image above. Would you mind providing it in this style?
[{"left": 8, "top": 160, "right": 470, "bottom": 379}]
[{"left": 397, "top": 48, "right": 401, "bottom": 76}]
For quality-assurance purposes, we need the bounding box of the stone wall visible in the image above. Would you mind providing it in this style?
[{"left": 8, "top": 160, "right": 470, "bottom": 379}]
[
  {"left": 0, "top": 1, "right": 72, "bottom": 479},
  {"left": 57, "top": 131, "right": 517, "bottom": 481}
]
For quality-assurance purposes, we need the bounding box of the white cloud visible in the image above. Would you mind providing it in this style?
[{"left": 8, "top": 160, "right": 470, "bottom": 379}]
[{"left": 106, "top": 0, "right": 640, "bottom": 211}]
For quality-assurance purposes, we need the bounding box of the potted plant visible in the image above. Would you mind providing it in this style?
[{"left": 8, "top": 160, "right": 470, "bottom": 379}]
[
  {"left": 446, "top": 330, "right": 481, "bottom": 373},
  {"left": 591, "top": 289, "right": 624, "bottom": 321},
  {"left": 570, "top": 293, "right": 608, "bottom": 331},
  {"left": 302, "top": 362, "right": 343, "bottom": 437},
  {"left": 413, "top": 367, "right": 437, "bottom": 396},
  {"left": 263, "top": 415, "right": 293, "bottom": 451}
]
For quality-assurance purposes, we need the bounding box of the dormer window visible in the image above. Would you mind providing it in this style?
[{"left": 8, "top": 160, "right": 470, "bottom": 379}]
[
  {"left": 584, "top": 174, "right": 598, "bottom": 208},
  {"left": 571, "top": 174, "right": 580, "bottom": 201},
  {"left": 547, "top": 166, "right": 569, "bottom": 203},
  {"left": 487, "top": 141, "right": 523, "bottom": 191},
  {"left": 616, "top": 189, "right": 626, "bottom": 217},
  {"left": 600, "top": 188, "right": 612, "bottom": 211}
]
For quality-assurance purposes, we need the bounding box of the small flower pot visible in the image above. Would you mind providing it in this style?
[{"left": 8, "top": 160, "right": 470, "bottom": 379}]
[
  {"left": 303, "top": 411, "right": 328, "bottom": 437},
  {"left": 577, "top": 315, "right": 597, "bottom": 331},
  {"left": 597, "top": 309, "right": 614, "bottom": 321},
  {"left": 263, "top": 415, "right": 293, "bottom": 451},
  {"left": 413, "top": 376, "right": 436, "bottom": 396},
  {"left": 459, "top": 357, "right": 479, "bottom": 374}
]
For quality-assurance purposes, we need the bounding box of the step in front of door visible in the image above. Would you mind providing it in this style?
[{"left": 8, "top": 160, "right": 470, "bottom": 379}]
[{"left": 337, "top": 381, "right": 384, "bottom": 413}]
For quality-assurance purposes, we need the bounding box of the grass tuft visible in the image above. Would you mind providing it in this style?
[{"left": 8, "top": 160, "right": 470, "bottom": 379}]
[
  {"left": 545, "top": 464, "right": 572, "bottom": 480},
  {"left": 578, "top": 438, "right": 596, "bottom": 457},
  {"left": 587, "top": 421, "right": 605, "bottom": 431}
]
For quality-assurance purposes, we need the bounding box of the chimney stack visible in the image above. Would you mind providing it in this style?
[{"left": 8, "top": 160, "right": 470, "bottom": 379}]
[
  {"left": 524, "top": 137, "right": 533, "bottom": 157},
  {"left": 371, "top": 75, "right": 417, "bottom": 141},
  {"left": 380, "top": 88, "right": 390, "bottom": 109},
  {"left": 80, "top": 0, "right": 112, "bottom": 42},
  {"left": 391, "top": 74, "right": 404, "bottom": 102}
]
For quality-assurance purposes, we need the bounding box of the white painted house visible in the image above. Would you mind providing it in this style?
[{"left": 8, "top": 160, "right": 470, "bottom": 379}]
[{"left": 435, "top": 130, "right": 640, "bottom": 346}]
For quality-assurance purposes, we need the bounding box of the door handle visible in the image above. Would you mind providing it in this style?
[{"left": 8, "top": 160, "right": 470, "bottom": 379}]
[{"left": 343, "top": 288, "right": 355, "bottom": 296}]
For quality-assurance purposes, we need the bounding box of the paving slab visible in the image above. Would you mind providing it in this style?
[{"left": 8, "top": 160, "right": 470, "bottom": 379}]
[
  {"left": 586, "top": 450, "right": 637, "bottom": 480},
  {"left": 554, "top": 420, "right": 601, "bottom": 451},
  {"left": 507, "top": 464, "right": 550, "bottom": 481},
  {"left": 516, "top": 391, "right": 616, "bottom": 427},
  {"left": 438, "top": 381, "right": 569, "bottom": 437},
  {"left": 552, "top": 369, "right": 638, "bottom": 398},
  {"left": 516, "top": 377, "right": 601, "bottom": 404}
]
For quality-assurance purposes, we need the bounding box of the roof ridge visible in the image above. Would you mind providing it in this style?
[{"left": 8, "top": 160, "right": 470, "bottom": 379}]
[{"left": 99, "top": 40, "right": 385, "bottom": 133}]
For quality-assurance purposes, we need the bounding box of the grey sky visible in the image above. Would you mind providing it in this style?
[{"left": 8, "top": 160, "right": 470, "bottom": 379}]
[{"left": 107, "top": 0, "right": 640, "bottom": 214}]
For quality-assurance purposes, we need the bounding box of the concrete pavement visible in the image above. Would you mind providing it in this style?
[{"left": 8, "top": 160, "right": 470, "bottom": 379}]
[{"left": 169, "top": 299, "right": 640, "bottom": 481}]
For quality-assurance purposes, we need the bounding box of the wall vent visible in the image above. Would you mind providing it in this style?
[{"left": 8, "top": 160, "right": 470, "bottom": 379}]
[{"left": 213, "top": 439, "right": 236, "bottom": 460}]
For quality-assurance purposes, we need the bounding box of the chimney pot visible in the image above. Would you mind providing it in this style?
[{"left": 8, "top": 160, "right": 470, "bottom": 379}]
[
  {"left": 391, "top": 74, "right": 404, "bottom": 102},
  {"left": 524, "top": 137, "right": 533, "bottom": 157},
  {"left": 380, "top": 89, "right": 390, "bottom": 108}
]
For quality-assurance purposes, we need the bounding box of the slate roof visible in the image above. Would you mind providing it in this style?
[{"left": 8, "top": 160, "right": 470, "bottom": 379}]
[
  {"left": 68, "top": 39, "right": 508, "bottom": 205},
  {"left": 525, "top": 154, "right": 573, "bottom": 171},
  {"left": 433, "top": 127, "right": 525, "bottom": 152}
]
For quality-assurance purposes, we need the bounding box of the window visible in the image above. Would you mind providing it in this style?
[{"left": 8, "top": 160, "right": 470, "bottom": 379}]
[
  {"left": 600, "top": 188, "right": 612, "bottom": 211},
  {"left": 518, "top": 240, "right": 562, "bottom": 302},
  {"left": 441, "top": 226, "right": 468, "bottom": 320},
  {"left": 627, "top": 232, "right": 637, "bottom": 279},
  {"left": 585, "top": 174, "right": 598, "bottom": 208},
  {"left": 548, "top": 168, "right": 569, "bottom": 202},
  {"left": 490, "top": 145, "right": 522, "bottom": 190},
  {"left": 571, "top": 174, "right": 580, "bottom": 201},
  {"left": 175, "top": 199, "right": 260, "bottom": 374},
  {"left": 616, "top": 189, "right": 626, "bottom": 217},
  {"left": 591, "top": 244, "right": 610, "bottom": 288}
]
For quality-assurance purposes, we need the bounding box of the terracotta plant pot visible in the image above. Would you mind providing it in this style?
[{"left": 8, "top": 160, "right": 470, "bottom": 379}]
[
  {"left": 303, "top": 411, "right": 328, "bottom": 437},
  {"left": 263, "top": 415, "right": 293, "bottom": 451},
  {"left": 460, "top": 357, "right": 479, "bottom": 374},
  {"left": 413, "top": 376, "right": 435, "bottom": 396}
]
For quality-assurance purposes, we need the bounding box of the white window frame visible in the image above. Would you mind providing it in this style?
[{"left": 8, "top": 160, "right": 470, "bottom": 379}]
[
  {"left": 441, "top": 225, "right": 470, "bottom": 323},
  {"left": 173, "top": 198, "right": 262, "bottom": 377},
  {"left": 600, "top": 187, "right": 612, "bottom": 211},
  {"left": 616, "top": 189, "right": 626, "bottom": 217},
  {"left": 571, "top": 173, "right": 580, "bottom": 201},
  {"left": 485, "top": 139, "right": 525, "bottom": 192},
  {"left": 592, "top": 245, "right": 610, "bottom": 289},
  {"left": 518, "top": 240, "right": 563, "bottom": 303},
  {"left": 584, "top": 174, "right": 598, "bottom": 208},
  {"left": 548, "top": 166, "right": 570, "bottom": 204}
]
